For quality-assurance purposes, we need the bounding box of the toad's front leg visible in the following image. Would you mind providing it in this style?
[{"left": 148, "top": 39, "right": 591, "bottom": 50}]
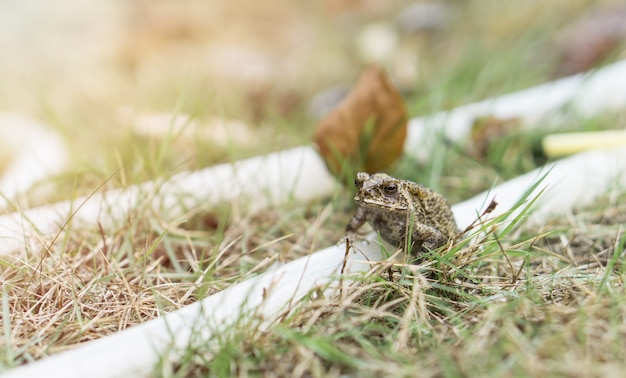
[{"left": 346, "top": 206, "right": 367, "bottom": 240}]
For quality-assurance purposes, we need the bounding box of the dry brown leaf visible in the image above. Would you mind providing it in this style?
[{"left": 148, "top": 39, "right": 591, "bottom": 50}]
[
  {"left": 313, "top": 65, "right": 407, "bottom": 179},
  {"left": 468, "top": 116, "right": 520, "bottom": 158}
]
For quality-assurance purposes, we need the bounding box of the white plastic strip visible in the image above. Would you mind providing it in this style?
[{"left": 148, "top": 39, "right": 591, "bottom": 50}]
[
  {"left": 452, "top": 146, "right": 626, "bottom": 227},
  {"left": 0, "top": 114, "right": 68, "bottom": 209},
  {"left": 405, "top": 59, "right": 626, "bottom": 161},
  {"left": 3, "top": 234, "right": 383, "bottom": 378},
  {"left": 0, "top": 146, "right": 335, "bottom": 255}
]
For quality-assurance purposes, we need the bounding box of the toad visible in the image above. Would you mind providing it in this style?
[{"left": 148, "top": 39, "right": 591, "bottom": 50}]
[{"left": 346, "top": 172, "right": 457, "bottom": 255}]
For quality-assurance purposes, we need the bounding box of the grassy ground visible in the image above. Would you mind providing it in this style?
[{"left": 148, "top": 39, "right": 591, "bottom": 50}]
[
  {"left": 2, "top": 0, "right": 626, "bottom": 376},
  {"left": 159, "top": 186, "right": 626, "bottom": 377}
]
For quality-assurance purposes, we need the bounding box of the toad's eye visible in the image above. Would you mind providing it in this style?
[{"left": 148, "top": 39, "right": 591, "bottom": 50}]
[
  {"left": 383, "top": 183, "right": 397, "bottom": 195},
  {"left": 354, "top": 179, "right": 362, "bottom": 189}
]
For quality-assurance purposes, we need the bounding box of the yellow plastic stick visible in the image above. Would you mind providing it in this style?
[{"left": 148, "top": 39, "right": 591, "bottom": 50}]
[{"left": 542, "top": 129, "right": 626, "bottom": 158}]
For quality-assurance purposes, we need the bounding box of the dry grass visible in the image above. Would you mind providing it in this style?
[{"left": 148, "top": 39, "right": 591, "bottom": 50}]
[
  {"left": 2, "top": 167, "right": 625, "bottom": 376},
  {"left": 0, "top": 195, "right": 344, "bottom": 365}
]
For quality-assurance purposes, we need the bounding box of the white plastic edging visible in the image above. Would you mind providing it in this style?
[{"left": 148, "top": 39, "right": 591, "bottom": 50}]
[
  {"left": 0, "top": 114, "right": 68, "bottom": 209},
  {"left": 5, "top": 145, "right": 626, "bottom": 378},
  {"left": 452, "top": 146, "right": 626, "bottom": 227},
  {"left": 3, "top": 235, "right": 383, "bottom": 378},
  {"left": 0, "top": 146, "right": 336, "bottom": 256},
  {"left": 405, "top": 59, "right": 626, "bottom": 162}
]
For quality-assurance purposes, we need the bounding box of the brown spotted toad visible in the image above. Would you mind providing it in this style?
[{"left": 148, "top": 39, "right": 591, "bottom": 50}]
[{"left": 346, "top": 172, "right": 457, "bottom": 255}]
